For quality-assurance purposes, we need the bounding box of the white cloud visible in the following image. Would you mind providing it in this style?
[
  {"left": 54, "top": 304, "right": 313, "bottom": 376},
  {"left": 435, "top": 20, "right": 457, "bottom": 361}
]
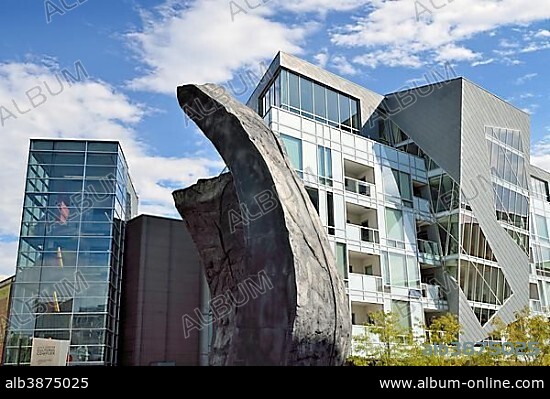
[
  {"left": 0, "top": 60, "right": 224, "bottom": 275},
  {"left": 275, "top": 0, "right": 369, "bottom": 13},
  {"left": 531, "top": 138, "right": 550, "bottom": 172},
  {"left": 0, "top": 240, "right": 18, "bottom": 279},
  {"left": 471, "top": 58, "right": 495, "bottom": 67},
  {"left": 331, "top": 0, "right": 550, "bottom": 68},
  {"left": 330, "top": 55, "right": 358, "bottom": 75},
  {"left": 314, "top": 49, "right": 329, "bottom": 68},
  {"left": 126, "top": 0, "right": 308, "bottom": 94},
  {"left": 515, "top": 73, "right": 538, "bottom": 85},
  {"left": 520, "top": 104, "right": 539, "bottom": 114},
  {"left": 535, "top": 29, "right": 550, "bottom": 38}
]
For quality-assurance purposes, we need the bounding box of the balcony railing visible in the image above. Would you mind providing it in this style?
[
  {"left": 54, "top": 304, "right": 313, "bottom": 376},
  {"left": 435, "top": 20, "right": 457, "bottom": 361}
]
[
  {"left": 346, "top": 224, "right": 380, "bottom": 244},
  {"left": 417, "top": 239, "right": 441, "bottom": 256},
  {"left": 530, "top": 299, "right": 543, "bottom": 313},
  {"left": 413, "top": 196, "right": 431, "bottom": 214},
  {"left": 344, "top": 177, "right": 374, "bottom": 197},
  {"left": 422, "top": 283, "right": 443, "bottom": 301},
  {"left": 349, "top": 273, "right": 383, "bottom": 293}
]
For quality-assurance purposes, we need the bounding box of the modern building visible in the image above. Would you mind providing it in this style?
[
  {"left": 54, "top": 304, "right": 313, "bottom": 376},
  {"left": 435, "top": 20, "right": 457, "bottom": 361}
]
[
  {"left": 120, "top": 215, "right": 208, "bottom": 366},
  {"left": 247, "top": 52, "right": 550, "bottom": 343},
  {"left": 0, "top": 276, "right": 14, "bottom": 362},
  {"left": 2, "top": 139, "right": 137, "bottom": 365}
]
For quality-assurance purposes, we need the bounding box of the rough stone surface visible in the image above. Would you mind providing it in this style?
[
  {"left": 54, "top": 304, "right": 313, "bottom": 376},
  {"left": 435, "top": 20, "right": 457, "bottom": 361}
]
[
  {"left": 173, "top": 173, "right": 244, "bottom": 366},
  {"left": 174, "top": 83, "right": 351, "bottom": 365}
]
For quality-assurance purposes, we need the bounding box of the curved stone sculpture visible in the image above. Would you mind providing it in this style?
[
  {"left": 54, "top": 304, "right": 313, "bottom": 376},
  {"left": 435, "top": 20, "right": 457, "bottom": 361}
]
[
  {"left": 174, "top": 173, "right": 245, "bottom": 366},
  {"left": 174, "top": 83, "right": 350, "bottom": 365}
]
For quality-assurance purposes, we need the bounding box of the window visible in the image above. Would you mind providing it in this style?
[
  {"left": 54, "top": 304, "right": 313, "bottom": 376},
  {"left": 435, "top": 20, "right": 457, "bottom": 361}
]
[
  {"left": 280, "top": 134, "right": 303, "bottom": 174},
  {"left": 280, "top": 69, "right": 289, "bottom": 107},
  {"left": 335, "top": 243, "right": 348, "bottom": 279},
  {"left": 326, "top": 90, "right": 339, "bottom": 127},
  {"left": 385, "top": 208, "right": 404, "bottom": 244},
  {"left": 391, "top": 300, "right": 411, "bottom": 330},
  {"left": 392, "top": 170, "right": 413, "bottom": 207},
  {"left": 305, "top": 187, "right": 319, "bottom": 214},
  {"left": 327, "top": 192, "right": 335, "bottom": 236},
  {"left": 389, "top": 253, "right": 407, "bottom": 287},
  {"left": 259, "top": 69, "right": 361, "bottom": 132},
  {"left": 288, "top": 72, "right": 300, "bottom": 109},
  {"left": 300, "top": 77, "right": 313, "bottom": 116},
  {"left": 318, "top": 146, "right": 333, "bottom": 186},
  {"left": 339, "top": 94, "right": 351, "bottom": 131},
  {"left": 535, "top": 215, "right": 549, "bottom": 240},
  {"left": 531, "top": 176, "right": 550, "bottom": 202},
  {"left": 314, "top": 83, "right": 326, "bottom": 120}
]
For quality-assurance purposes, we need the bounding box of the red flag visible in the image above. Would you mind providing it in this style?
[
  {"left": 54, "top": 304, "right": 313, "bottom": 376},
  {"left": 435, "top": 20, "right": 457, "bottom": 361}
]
[{"left": 58, "top": 201, "right": 69, "bottom": 224}]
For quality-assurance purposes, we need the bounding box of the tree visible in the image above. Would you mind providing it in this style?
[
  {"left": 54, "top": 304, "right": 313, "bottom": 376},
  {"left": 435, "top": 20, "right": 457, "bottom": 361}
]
[
  {"left": 352, "top": 311, "right": 412, "bottom": 366},
  {"left": 426, "top": 313, "right": 461, "bottom": 344},
  {"left": 492, "top": 308, "right": 550, "bottom": 365}
]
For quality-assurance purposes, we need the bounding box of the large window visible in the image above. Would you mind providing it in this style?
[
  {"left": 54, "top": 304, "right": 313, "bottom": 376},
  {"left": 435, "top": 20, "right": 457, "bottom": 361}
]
[
  {"left": 335, "top": 243, "right": 348, "bottom": 280},
  {"left": 486, "top": 127, "right": 528, "bottom": 190},
  {"left": 532, "top": 176, "right": 550, "bottom": 202},
  {"left": 260, "top": 69, "right": 361, "bottom": 133},
  {"left": 385, "top": 208, "right": 404, "bottom": 245},
  {"left": 387, "top": 253, "right": 420, "bottom": 288},
  {"left": 317, "top": 146, "right": 333, "bottom": 186},
  {"left": 280, "top": 134, "right": 303, "bottom": 174},
  {"left": 459, "top": 261, "right": 511, "bottom": 308},
  {"left": 535, "top": 214, "right": 549, "bottom": 241},
  {"left": 393, "top": 170, "right": 412, "bottom": 207}
]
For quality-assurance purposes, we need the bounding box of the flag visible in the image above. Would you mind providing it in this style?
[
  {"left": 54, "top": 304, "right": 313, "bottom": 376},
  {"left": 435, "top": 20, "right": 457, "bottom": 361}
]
[{"left": 58, "top": 201, "right": 69, "bottom": 225}]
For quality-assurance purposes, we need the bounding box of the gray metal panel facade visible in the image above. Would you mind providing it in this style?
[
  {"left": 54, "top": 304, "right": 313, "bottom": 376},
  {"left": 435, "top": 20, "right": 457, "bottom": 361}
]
[
  {"left": 460, "top": 80, "right": 531, "bottom": 340},
  {"left": 120, "top": 215, "right": 202, "bottom": 366},
  {"left": 247, "top": 52, "right": 384, "bottom": 124},
  {"left": 383, "top": 79, "right": 463, "bottom": 181}
]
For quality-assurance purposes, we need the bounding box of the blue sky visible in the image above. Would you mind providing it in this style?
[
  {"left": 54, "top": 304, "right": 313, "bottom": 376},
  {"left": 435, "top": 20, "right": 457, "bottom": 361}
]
[{"left": 0, "top": 0, "right": 549, "bottom": 278}]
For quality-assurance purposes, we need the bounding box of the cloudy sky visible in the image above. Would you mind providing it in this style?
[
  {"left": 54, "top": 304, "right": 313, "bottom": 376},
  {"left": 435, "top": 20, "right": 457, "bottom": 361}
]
[{"left": 0, "top": 0, "right": 549, "bottom": 279}]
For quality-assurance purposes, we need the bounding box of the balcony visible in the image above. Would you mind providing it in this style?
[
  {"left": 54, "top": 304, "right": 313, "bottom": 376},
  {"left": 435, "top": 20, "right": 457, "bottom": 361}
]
[
  {"left": 414, "top": 196, "right": 435, "bottom": 225},
  {"left": 344, "top": 159, "right": 375, "bottom": 201},
  {"left": 346, "top": 224, "right": 380, "bottom": 244},
  {"left": 421, "top": 283, "right": 449, "bottom": 311},
  {"left": 530, "top": 299, "right": 543, "bottom": 314},
  {"left": 349, "top": 273, "right": 384, "bottom": 304},
  {"left": 417, "top": 239, "right": 442, "bottom": 266},
  {"left": 345, "top": 177, "right": 374, "bottom": 197},
  {"left": 346, "top": 202, "right": 378, "bottom": 241}
]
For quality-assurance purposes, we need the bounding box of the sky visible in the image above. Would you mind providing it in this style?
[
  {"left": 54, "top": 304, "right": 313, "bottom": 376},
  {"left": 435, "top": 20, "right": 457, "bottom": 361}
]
[{"left": 0, "top": 0, "right": 548, "bottom": 279}]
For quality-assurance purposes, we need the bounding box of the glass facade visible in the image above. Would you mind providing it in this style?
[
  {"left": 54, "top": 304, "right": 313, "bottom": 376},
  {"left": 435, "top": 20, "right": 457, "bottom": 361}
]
[
  {"left": 260, "top": 69, "right": 361, "bottom": 133},
  {"left": 3, "top": 140, "right": 137, "bottom": 366}
]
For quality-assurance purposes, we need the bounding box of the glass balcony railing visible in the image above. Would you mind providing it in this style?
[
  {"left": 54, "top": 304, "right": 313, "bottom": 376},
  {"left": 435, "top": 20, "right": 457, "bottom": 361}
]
[
  {"left": 417, "top": 239, "right": 441, "bottom": 256},
  {"left": 345, "top": 177, "right": 374, "bottom": 197}
]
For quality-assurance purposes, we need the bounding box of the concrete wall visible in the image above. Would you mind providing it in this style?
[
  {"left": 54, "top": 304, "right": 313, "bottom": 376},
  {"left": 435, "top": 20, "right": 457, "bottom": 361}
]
[{"left": 119, "top": 215, "right": 203, "bottom": 366}]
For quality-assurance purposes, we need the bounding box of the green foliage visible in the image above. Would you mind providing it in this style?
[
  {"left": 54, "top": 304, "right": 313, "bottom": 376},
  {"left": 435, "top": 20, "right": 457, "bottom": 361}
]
[{"left": 347, "top": 309, "right": 550, "bottom": 366}]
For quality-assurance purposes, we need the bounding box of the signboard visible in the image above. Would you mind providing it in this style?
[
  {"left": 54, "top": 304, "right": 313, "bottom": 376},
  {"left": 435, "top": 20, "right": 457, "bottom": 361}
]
[{"left": 30, "top": 338, "right": 70, "bottom": 366}]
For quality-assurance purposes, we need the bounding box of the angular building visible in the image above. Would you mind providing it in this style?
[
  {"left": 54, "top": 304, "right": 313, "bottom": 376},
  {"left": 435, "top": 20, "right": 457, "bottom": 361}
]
[
  {"left": 3, "top": 139, "right": 137, "bottom": 365},
  {"left": 248, "top": 52, "right": 550, "bottom": 343}
]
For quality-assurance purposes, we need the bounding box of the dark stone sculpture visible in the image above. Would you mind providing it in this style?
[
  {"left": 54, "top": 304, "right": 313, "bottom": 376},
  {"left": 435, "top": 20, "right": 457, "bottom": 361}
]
[{"left": 173, "top": 84, "right": 350, "bottom": 365}]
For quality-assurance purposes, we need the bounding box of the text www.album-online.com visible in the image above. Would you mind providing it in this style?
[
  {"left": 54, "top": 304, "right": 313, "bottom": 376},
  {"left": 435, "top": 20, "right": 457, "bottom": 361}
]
[{"left": 380, "top": 377, "right": 545, "bottom": 389}]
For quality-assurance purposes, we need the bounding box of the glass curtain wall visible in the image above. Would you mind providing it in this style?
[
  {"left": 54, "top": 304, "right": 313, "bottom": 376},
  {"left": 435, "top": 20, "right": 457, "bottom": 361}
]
[
  {"left": 260, "top": 69, "right": 361, "bottom": 133},
  {"left": 4, "top": 140, "right": 137, "bottom": 366}
]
